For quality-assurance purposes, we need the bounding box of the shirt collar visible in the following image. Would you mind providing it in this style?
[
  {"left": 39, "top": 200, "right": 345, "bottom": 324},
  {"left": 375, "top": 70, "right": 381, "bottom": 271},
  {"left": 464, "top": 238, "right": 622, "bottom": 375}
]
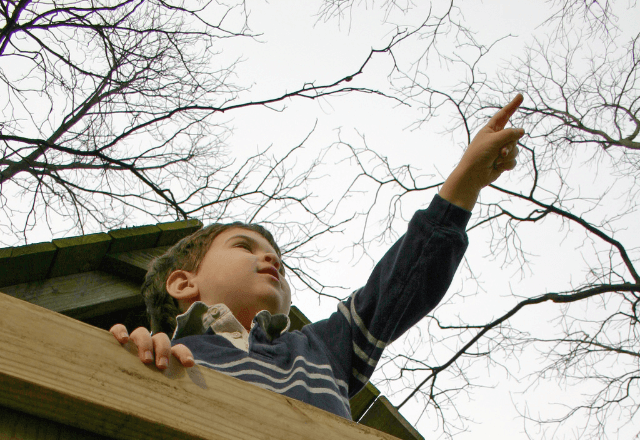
[{"left": 171, "top": 301, "right": 291, "bottom": 340}]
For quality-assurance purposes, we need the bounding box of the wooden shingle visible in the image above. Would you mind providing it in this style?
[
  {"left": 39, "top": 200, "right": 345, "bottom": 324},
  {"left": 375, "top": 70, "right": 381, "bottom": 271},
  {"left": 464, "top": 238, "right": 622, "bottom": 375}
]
[
  {"left": 156, "top": 219, "right": 202, "bottom": 246},
  {"left": 108, "top": 225, "right": 162, "bottom": 254},
  {"left": 50, "top": 233, "right": 112, "bottom": 277},
  {"left": 0, "top": 242, "right": 57, "bottom": 287}
]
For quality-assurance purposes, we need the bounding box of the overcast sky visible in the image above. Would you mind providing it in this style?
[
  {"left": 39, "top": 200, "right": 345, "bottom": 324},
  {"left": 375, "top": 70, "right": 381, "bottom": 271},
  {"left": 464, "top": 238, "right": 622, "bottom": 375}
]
[{"left": 5, "top": 1, "right": 639, "bottom": 439}]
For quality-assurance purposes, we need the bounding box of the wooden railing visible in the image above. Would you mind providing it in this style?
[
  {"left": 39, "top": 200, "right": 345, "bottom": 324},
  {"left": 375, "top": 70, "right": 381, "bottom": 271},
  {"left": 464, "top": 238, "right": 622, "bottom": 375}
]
[{"left": 0, "top": 292, "right": 406, "bottom": 440}]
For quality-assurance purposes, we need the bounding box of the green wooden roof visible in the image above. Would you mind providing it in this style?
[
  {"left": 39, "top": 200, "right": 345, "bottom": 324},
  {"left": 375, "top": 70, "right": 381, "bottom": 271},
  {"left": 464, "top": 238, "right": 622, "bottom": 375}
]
[{"left": 0, "top": 219, "right": 202, "bottom": 287}]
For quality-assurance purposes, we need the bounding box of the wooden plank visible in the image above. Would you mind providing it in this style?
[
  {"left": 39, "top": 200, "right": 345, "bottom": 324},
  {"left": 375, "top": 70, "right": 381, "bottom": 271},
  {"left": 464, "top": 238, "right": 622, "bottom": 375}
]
[
  {"left": 0, "top": 246, "right": 11, "bottom": 287},
  {"left": 82, "top": 304, "right": 149, "bottom": 333},
  {"left": 156, "top": 219, "right": 202, "bottom": 247},
  {"left": 101, "top": 247, "right": 170, "bottom": 282},
  {"left": 0, "top": 245, "right": 11, "bottom": 260},
  {"left": 350, "top": 382, "right": 382, "bottom": 422},
  {"left": 0, "top": 242, "right": 57, "bottom": 287},
  {"left": 0, "top": 271, "right": 142, "bottom": 320},
  {"left": 0, "top": 404, "right": 115, "bottom": 440},
  {"left": 0, "top": 292, "right": 402, "bottom": 440},
  {"left": 288, "top": 305, "right": 311, "bottom": 331},
  {"left": 108, "top": 225, "right": 161, "bottom": 254},
  {"left": 359, "top": 396, "right": 424, "bottom": 440},
  {"left": 49, "top": 233, "right": 112, "bottom": 278}
]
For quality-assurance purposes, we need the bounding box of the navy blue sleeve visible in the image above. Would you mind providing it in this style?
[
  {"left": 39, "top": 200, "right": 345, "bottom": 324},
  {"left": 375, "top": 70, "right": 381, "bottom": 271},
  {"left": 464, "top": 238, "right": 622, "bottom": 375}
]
[{"left": 305, "top": 194, "right": 471, "bottom": 397}]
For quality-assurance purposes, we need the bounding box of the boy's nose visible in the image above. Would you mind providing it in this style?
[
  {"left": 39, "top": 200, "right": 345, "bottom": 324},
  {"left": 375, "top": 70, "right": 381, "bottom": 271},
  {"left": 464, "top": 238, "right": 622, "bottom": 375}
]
[{"left": 264, "top": 253, "right": 280, "bottom": 269}]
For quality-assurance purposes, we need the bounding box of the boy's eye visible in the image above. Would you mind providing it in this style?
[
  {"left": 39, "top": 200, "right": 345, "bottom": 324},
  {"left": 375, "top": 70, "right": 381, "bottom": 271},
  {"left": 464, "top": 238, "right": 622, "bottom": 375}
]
[{"left": 235, "top": 242, "right": 251, "bottom": 250}]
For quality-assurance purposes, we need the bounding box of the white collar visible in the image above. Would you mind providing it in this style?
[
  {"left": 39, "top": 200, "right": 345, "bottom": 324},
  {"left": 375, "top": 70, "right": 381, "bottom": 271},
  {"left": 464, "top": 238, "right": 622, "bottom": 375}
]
[{"left": 171, "top": 301, "right": 291, "bottom": 342}]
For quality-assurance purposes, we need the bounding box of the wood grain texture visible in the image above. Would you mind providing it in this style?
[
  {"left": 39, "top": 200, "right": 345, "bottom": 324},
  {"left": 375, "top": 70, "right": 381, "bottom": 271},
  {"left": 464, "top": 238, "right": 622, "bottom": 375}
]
[
  {"left": 0, "top": 271, "right": 141, "bottom": 320},
  {"left": 101, "top": 247, "right": 169, "bottom": 282},
  {"left": 0, "top": 292, "right": 399, "bottom": 440}
]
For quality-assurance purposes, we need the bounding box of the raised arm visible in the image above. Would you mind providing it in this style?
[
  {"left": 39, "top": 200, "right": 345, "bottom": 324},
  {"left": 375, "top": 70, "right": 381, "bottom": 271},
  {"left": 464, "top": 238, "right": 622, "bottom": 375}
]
[{"left": 439, "top": 94, "right": 525, "bottom": 211}]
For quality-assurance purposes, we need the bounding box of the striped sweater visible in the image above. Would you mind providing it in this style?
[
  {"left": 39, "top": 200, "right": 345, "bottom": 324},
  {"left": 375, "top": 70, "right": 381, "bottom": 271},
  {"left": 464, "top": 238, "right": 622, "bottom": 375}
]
[{"left": 170, "top": 194, "right": 471, "bottom": 419}]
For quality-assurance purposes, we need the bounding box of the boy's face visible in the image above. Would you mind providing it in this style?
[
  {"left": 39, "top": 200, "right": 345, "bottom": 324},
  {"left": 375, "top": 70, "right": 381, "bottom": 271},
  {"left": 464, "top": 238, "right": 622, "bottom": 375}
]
[{"left": 177, "top": 227, "right": 291, "bottom": 329}]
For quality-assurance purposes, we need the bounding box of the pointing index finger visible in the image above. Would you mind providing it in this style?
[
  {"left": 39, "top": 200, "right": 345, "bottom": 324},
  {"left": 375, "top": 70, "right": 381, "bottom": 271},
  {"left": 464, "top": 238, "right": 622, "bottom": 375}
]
[{"left": 487, "top": 93, "right": 523, "bottom": 131}]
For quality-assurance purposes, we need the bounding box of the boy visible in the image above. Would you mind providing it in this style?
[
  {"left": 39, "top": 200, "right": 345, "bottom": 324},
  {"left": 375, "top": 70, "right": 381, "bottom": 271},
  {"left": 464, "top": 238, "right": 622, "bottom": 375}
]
[{"left": 111, "top": 94, "right": 525, "bottom": 419}]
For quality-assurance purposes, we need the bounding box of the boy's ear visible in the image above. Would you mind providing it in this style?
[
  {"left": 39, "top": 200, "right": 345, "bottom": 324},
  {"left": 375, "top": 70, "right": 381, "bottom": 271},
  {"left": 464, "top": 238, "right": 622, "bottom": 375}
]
[{"left": 166, "top": 270, "right": 199, "bottom": 301}]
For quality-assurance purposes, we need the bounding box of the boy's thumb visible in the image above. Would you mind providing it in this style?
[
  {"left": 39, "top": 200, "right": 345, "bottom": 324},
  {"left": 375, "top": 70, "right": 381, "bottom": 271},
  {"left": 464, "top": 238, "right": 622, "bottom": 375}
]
[{"left": 494, "top": 128, "right": 525, "bottom": 149}]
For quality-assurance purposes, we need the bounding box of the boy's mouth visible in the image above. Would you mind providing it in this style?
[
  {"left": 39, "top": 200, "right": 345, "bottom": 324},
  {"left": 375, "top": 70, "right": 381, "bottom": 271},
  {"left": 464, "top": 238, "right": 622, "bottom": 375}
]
[{"left": 258, "top": 266, "right": 280, "bottom": 282}]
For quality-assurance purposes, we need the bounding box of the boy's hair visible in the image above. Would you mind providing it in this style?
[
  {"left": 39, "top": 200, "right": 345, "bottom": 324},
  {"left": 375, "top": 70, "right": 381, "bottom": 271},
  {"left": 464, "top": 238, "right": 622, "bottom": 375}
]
[{"left": 142, "top": 222, "right": 282, "bottom": 336}]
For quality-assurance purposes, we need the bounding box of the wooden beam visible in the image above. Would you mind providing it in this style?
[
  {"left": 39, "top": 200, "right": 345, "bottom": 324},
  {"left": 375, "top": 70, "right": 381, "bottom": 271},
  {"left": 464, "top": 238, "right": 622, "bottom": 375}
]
[
  {"left": 0, "top": 242, "right": 57, "bottom": 287},
  {"left": 156, "top": 219, "right": 202, "bottom": 246},
  {"left": 350, "top": 382, "right": 381, "bottom": 422},
  {"left": 359, "top": 396, "right": 424, "bottom": 440},
  {"left": 108, "top": 225, "right": 161, "bottom": 254},
  {"left": 1, "top": 404, "right": 114, "bottom": 440},
  {"left": 49, "top": 233, "right": 112, "bottom": 278},
  {"left": 0, "top": 271, "right": 141, "bottom": 320},
  {"left": 101, "top": 247, "right": 170, "bottom": 282},
  {"left": 0, "top": 292, "right": 401, "bottom": 440},
  {"left": 288, "top": 305, "right": 311, "bottom": 331}
]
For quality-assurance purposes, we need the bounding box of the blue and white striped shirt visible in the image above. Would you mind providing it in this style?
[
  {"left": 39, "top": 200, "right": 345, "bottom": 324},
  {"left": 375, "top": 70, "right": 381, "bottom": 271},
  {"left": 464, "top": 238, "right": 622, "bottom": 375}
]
[{"left": 171, "top": 195, "right": 471, "bottom": 419}]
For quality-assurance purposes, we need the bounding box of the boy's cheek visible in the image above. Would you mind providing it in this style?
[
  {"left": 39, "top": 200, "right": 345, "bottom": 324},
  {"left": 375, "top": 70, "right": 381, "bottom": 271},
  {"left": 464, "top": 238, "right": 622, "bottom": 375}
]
[{"left": 281, "top": 281, "right": 292, "bottom": 313}]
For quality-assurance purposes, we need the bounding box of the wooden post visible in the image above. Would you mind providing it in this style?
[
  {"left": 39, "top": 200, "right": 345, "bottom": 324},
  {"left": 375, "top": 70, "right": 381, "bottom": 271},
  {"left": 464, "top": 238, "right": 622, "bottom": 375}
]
[{"left": 0, "top": 292, "right": 401, "bottom": 440}]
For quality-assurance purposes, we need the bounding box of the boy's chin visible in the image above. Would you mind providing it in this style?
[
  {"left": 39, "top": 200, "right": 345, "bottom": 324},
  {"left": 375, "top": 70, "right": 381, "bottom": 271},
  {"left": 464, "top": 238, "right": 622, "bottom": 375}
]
[
  {"left": 256, "top": 300, "right": 290, "bottom": 317},
  {"left": 234, "top": 298, "right": 288, "bottom": 321},
  {"left": 252, "top": 291, "right": 290, "bottom": 315}
]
